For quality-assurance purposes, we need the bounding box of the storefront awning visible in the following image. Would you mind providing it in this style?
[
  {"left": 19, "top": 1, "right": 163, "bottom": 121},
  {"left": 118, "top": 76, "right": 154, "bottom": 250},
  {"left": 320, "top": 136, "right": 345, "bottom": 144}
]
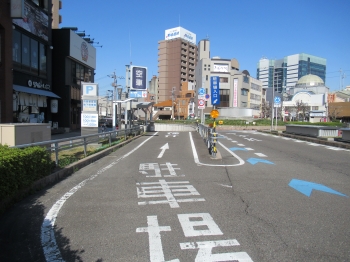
[{"left": 13, "top": 85, "right": 61, "bottom": 98}]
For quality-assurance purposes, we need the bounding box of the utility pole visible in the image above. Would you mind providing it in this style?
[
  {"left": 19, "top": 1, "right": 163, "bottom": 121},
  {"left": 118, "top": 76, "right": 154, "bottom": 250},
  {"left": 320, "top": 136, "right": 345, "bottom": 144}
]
[
  {"left": 108, "top": 71, "right": 124, "bottom": 129},
  {"left": 271, "top": 67, "right": 275, "bottom": 131},
  {"left": 172, "top": 87, "right": 175, "bottom": 121}
]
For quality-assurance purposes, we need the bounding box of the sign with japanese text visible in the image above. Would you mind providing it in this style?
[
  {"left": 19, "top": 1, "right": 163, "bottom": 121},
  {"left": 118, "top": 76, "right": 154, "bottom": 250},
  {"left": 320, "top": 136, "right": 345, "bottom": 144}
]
[
  {"left": 233, "top": 79, "right": 238, "bottom": 107},
  {"left": 130, "top": 66, "right": 147, "bottom": 90},
  {"left": 210, "top": 76, "right": 220, "bottom": 105},
  {"left": 81, "top": 113, "right": 98, "bottom": 127}
]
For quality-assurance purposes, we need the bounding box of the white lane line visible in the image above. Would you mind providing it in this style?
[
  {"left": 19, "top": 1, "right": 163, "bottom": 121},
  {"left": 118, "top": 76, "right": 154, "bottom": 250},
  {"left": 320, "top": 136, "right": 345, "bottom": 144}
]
[
  {"left": 245, "top": 148, "right": 254, "bottom": 151},
  {"left": 237, "top": 144, "right": 245, "bottom": 146},
  {"left": 189, "top": 132, "right": 245, "bottom": 167},
  {"left": 41, "top": 133, "right": 158, "bottom": 261}
]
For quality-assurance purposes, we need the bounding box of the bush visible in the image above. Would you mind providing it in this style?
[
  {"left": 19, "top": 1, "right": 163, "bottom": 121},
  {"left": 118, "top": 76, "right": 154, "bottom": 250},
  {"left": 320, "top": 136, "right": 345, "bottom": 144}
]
[{"left": 0, "top": 145, "right": 52, "bottom": 201}]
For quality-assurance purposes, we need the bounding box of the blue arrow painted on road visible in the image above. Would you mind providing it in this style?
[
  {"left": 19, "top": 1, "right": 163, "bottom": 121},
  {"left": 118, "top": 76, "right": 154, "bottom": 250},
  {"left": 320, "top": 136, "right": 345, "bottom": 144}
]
[
  {"left": 246, "top": 158, "right": 274, "bottom": 165},
  {"left": 229, "top": 147, "right": 248, "bottom": 151},
  {"left": 289, "top": 179, "right": 348, "bottom": 197}
]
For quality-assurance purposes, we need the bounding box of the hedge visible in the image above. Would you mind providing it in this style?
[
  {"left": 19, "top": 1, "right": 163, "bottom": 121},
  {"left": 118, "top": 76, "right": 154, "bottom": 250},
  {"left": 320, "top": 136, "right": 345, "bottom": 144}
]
[{"left": 0, "top": 145, "right": 53, "bottom": 201}]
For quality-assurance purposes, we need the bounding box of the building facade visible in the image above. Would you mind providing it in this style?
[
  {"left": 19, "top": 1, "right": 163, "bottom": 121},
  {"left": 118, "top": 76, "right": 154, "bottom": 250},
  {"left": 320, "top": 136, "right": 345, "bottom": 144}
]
[
  {"left": 158, "top": 27, "right": 197, "bottom": 103},
  {"left": 282, "top": 74, "right": 329, "bottom": 122},
  {"left": 195, "top": 39, "right": 265, "bottom": 119},
  {"left": 257, "top": 53, "right": 326, "bottom": 94},
  {"left": 3, "top": 0, "right": 61, "bottom": 125},
  {"left": 51, "top": 28, "right": 96, "bottom": 130}
]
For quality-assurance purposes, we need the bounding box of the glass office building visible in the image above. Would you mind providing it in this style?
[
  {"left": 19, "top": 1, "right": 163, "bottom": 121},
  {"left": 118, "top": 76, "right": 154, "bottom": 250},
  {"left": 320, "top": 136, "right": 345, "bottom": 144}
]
[{"left": 257, "top": 53, "right": 326, "bottom": 93}]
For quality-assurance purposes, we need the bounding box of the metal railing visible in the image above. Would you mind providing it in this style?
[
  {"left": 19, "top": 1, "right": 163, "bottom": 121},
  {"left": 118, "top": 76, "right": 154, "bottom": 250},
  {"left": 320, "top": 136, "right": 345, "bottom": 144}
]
[
  {"left": 11, "top": 126, "right": 144, "bottom": 166},
  {"left": 197, "top": 123, "right": 217, "bottom": 157}
]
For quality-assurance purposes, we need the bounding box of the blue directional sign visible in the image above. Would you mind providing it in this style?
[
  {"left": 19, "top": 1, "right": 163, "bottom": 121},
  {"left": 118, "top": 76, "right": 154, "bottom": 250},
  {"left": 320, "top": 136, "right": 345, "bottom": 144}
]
[
  {"left": 246, "top": 158, "right": 274, "bottom": 165},
  {"left": 274, "top": 96, "right": 281, "bottom": 104},
  {"left": 210, "top": 76, "right": 220, "bottom": 105},
  {"left": 289, "top": 179, "right": 348, "bottom": 197},
  {"left": 198, "top": 88, "right": 205, "bottom": 95}
]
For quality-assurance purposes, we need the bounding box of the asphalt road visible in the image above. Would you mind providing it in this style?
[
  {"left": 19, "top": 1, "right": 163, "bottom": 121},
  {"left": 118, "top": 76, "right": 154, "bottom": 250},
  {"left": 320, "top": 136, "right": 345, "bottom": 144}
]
[{"left": 0, "top": 130, "right": 349, "bottom": 261}]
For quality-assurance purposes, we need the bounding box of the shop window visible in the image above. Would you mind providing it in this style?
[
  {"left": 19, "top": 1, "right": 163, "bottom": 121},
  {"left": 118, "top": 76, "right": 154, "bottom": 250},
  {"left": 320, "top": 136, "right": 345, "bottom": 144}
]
[
  {"left": 22, "top": 35, "right": 30, "bottom": 67},
  {"left": 31, "top": 39, "right": 38, "bottom": 69},
  {"left": 13, "top": 30, "right": 21, "bottom": 63},
  {"left": 39, "top": 43, "right": 46, "bottom": 75}
]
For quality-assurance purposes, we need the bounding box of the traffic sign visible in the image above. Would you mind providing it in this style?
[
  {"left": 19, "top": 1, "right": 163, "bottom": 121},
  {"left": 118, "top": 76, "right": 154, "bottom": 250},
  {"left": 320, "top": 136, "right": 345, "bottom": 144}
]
[
  {"left": 205, "top": 94, "right": 210, "bottom": 101},
  {"left": 274, "top": 96, "right": 281, "bottom": 104},
  {"left": 198, "top": 88, "right": 205, "bottom": 95},
  {"left": 198, "top": 99, "right": 205, "bottom": 109},
  {"left": 210, "top": 109, "right": 219, "bottom": 118},
  {"left": 210, "top": 77, "right": 220, "bottom": 105}
]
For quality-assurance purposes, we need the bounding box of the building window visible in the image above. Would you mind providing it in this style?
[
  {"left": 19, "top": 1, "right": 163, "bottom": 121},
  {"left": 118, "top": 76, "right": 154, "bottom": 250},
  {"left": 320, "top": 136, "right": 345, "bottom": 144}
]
[
  {"left": 39, "top": 43, "right": 46, "bottom": 75},
  {"left": 241, "top": 89, "right": 249, "bottom": 96},
  {"left": 243, "top": 75, "right": 249, "bottom": 83},
  {"left": 30, "top": 39, "right": 38, "bottom": 69},
  {"left": 241, "top": 102, "right": 247, "bottom": 107},
  {"left": 219, "top": 89, "right": 229, "bottom": 107},
  {"left": 220, "top": 77, "right": 228, "bottom": 83},
  {"left": 206, "top": 75, "right": 208, "bottom": 81},
  {"left": 12, "top": 30, "right": 46, "bottom": 76},
  {"left": 22, "top": 35, "right": 30, "bottom": 67}
]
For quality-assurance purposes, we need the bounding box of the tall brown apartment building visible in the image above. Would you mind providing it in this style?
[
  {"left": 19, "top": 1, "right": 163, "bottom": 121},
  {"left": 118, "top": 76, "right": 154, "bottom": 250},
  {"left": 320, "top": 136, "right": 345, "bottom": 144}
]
[{"left": 157, "top": 27, "right": 197, "bottom": 103}]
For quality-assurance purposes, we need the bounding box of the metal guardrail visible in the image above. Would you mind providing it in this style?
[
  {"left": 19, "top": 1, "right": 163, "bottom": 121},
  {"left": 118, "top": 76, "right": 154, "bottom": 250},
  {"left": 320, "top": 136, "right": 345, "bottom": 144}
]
[
  {"left": 197, "top": 123, "right": 218, "bottom": 157},
  {"left": 11, "top": 126, "right": 144, "bottom": 166}
]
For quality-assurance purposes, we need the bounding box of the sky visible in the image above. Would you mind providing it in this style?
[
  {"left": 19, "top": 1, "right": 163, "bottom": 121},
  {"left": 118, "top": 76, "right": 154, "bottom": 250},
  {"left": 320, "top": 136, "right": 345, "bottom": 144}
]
[{"left": 59, "top": 0, "right": 350, "bottom": 97}]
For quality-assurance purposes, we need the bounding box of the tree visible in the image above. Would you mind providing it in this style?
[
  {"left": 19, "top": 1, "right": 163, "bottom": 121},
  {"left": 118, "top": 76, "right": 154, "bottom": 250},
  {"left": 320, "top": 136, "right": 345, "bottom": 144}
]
[
  {"left": 294, "top": 100, "right": 310, "bottom": 121},
  {"left": 328, "top": 103, "right": 343, "bottom": 121},
  {"left": 261, "top": 100, "right": 270, "bottom": 118}
]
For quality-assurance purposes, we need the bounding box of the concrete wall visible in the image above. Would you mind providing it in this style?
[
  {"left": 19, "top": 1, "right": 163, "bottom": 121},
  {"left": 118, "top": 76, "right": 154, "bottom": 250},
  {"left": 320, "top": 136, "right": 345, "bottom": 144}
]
[{"left": 154, "top": 124, "right": 197, "bottom": 132}]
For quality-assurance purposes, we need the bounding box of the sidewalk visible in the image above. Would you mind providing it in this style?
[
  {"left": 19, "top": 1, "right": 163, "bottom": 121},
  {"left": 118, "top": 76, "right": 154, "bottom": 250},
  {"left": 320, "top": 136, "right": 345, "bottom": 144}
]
[{"left": 51, "top": 130, "right": 82, "bottom": 140}]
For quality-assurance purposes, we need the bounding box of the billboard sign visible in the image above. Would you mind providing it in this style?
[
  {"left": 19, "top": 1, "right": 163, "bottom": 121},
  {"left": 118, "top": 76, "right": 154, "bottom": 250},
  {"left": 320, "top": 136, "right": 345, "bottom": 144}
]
[
  {"left": 83, "top": 99, "right": 97, "bottom": 111},
  {"left": 210, "top": 76, "right": 220, "bottom": 105},
  {"left": 165, "top": 27, "right": 196, "bottom": 45},
  {"left": 129, "top": 90, "right": 147, "bottom": 98},
  {"left": 82, "top": 83, "right": 98, "bottom": 96},
  {"left": 233, "top": 79, "right": 238, "bottom": 107},
  {"left": 130, "top": 66, "right": 147, "bottom": 90},
  {"left": 13, "top": 1, "right": 48, "bottom": 41},
  {"left": 11, "top": 0, "right": 25, "bottom": 18},
  {"left": 69, "top": 31, "right": 96, "bottom": 69},
  {"left": 81, "top": 113, "right": 98, "bottom": 127}
]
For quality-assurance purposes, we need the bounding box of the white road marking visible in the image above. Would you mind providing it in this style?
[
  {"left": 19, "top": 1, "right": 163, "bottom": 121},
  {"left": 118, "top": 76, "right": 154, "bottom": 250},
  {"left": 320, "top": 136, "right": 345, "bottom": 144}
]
[
  {"left": 136, "top": 216, "right": 179, "bottom": 262},
  {"left": 178, "top": 213, "right": 223, "bottom": 237},
  {"left": 218, "top": 183, "right": 233, "bottom": 188},
  {"left": 255, "top": 153, "right": 267, "bottom": 157},
  {"left": 237, "top": 144, "right": 245, "bottom": 146},
  {"left": 245, "top": 148, "right": 254, "bottom": 151},
  {"left": 180, "top": 239, "right": 253, "bottom": 261},
  {"left": 189, "top": 132, "right": 245, "bottom": 167},
  {"left": 41, "top": 133, "right": 158, "bottom": 261},
  {"left": 157, "top": 143, "right": 169, "bottom": 158},
  {"left": 137, "top": 180, "right": 205, "bottom": 208}
]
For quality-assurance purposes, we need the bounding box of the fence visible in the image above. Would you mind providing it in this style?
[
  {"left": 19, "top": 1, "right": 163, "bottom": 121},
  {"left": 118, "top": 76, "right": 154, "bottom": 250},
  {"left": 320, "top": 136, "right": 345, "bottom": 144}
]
[
  {"left": 197, "top": 123, "right": 218, "bottom": 157},
  {"left": 11, "top": 126, "right": 144, "bottom": 166}
]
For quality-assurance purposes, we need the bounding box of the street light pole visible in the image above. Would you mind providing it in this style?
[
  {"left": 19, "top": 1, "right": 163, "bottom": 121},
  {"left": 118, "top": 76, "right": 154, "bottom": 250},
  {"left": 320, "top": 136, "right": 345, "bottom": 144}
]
[{"left": 108, "top": 71, "right": 125, "bottom": 129}]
